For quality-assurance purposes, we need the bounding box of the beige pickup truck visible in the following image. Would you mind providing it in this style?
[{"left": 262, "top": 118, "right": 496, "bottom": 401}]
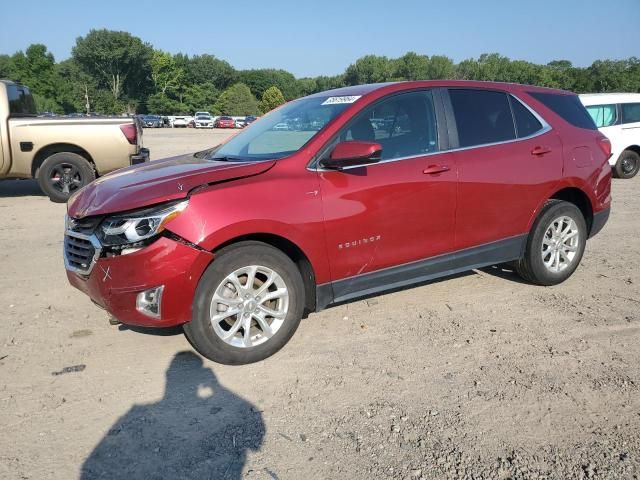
[{"left": 0, "top": 80, "right": 149, "bottom": 202}]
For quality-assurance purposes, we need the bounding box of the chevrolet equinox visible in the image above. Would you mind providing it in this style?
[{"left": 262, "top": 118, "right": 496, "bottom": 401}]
[{"left": 64, "top": 81, "right": 612, "bottom": 365}]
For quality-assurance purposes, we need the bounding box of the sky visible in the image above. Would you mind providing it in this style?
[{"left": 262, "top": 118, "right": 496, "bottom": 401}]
[{"left": 1, "top": 0, "right": 639, "bottom": 78}]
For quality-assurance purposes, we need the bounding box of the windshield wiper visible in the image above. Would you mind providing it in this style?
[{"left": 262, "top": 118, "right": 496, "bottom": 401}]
[{"left": 209, "top": 156, "right": 246, "bottom": 162}]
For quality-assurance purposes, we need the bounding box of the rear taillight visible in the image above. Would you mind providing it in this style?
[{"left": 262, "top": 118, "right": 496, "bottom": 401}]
[
  {"left": 120, "top": 123, "right": 137, "bottom": 145},
  {"left": 597, "top": 136, "right": 612, "bottom": 159}
]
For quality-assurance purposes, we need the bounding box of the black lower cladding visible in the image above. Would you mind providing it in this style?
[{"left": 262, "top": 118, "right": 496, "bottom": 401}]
[
  {"left": 589, "top": 207, "right": 610, "bottom": 239},
  {"left": 315, "top": 234, "right": 528, "bottom": 310}
]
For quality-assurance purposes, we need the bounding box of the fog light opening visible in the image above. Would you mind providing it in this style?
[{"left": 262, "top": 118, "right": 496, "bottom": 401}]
[{"left": 136, "top": 286, "right": 164, "bottom": 319}]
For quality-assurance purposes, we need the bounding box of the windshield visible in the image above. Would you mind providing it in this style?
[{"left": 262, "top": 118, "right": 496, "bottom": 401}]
[{"left": 206, "top": 95, "right": 355, "bottom": 161}]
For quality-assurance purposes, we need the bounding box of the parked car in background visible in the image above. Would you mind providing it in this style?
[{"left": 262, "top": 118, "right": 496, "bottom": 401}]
[
  {"left": 580, "top": 93, "right": 640, "bottom": 178},
  {"left": 235, "top": 118, "right": 246, "bottom": 128},
  {"left": 215, "top": 116, "right": 235, "bottom": 128},
  {"left": 64, "top": 80, "right": 611, "bottom": 365},
  {"left": 173, "top": 116, "right": 189, "bottom": 128},
  {"left": 244, "top": 115, "right": 257, "bottom": 126},
  {"left": 0, "top": 80, "right": 149, "bottom": 202},
  {"left": 194, "top": 112, "right": 214, "bottom": 128},
  {"left": 140, "top": 114, "right": 163, "bottom": 128}
]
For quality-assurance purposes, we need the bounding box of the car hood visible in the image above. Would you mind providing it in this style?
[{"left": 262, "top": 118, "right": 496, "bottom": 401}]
[{"left": 67, "top": 154, "right": 275, "bottom": 218}]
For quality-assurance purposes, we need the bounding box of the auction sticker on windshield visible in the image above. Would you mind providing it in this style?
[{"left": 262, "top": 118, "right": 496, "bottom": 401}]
[{"left": 321, "top": 95, "right": 361, "bottom": 105}]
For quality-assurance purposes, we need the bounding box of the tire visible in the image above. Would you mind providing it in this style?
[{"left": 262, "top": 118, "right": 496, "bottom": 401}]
[
  {"left": 514, "top": 200, "right": 587, "bottom": 286},
  {"left": 37, "top": 152, "right": 96, "bottom": 203},
  {"left": 184, "top": 241, "right": 305, "bottom": 365},
  {"left": 614, "top": 150, "right": 640, "bottom": 179}
]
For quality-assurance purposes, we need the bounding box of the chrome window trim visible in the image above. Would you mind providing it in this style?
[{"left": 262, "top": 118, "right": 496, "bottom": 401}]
[
  {"left": 309, "top": 94, "right": 552, "bottom": 173},
  {"left": 63, "top": 229, "right": 102, "bottom": 275}
]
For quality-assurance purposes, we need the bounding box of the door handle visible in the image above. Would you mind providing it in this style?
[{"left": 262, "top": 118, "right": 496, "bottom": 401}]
[
  {"left": 531, "top": 146, "right": 552, "bottom": 156},
  {"left": 423, "top": 165, "right": 450, "bottom": 175}
]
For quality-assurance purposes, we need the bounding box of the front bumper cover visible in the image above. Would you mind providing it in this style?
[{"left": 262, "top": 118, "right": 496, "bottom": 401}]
[{"left": 67, "top": 236, "right": 213, "bottom": 327}]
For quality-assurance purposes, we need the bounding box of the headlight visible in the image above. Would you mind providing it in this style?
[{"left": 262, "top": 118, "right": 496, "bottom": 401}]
[{"left": 98, "top": 200, "right": 188, "bottom": 247}]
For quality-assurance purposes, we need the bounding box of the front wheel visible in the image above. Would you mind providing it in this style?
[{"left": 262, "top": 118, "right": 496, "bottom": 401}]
[
  {"left": 514, "top": 200, "right": 587, "bottom": 286},
  {"left": 184, "top": 242, "right": 305, "bottom": 365},
  {"left": 614, "top": 150, "right": 640, "bottom": 179},
  {"left": 37, "top": 152, "right": 96, "bottom": 203}
]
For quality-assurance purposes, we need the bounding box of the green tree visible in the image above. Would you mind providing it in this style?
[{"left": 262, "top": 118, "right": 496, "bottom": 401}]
[
  {"left": 214, "top": 83, "right": 258, "bottom": 115},
  {"left": 395, "top": 52, "right": 429, "bottom": 80},
  {"left": 186, "top": 54, "right": 236, "bottom": 90},
  {"left": 344, "top": 55, "right": 394, "bottom": 85},
  {"left": 0, "top": 55, "right": 11, "bottom": 78},
  {"left": 151, "top": 50, "right": 183, "bottom": 95},
  {"left": 55, "top": 59, "right": 98, "bottom": 113},
  {"left": 72, "top": 29, "right": 153, "bottom": 101},
  {"left": 146, "top": 93, "right": 183, "bottom": 115},
  {"left": 182, "top": 82, "right": 219, "bottom": 114},
  {"left": 237, "top": 69, "right": 298, "bottom": 100},
  {"left": 10, "top": 44, "right": 59, "bottom": 102},
  {"left": 259, "top": 86, "right": 286, "bottom": 113}
]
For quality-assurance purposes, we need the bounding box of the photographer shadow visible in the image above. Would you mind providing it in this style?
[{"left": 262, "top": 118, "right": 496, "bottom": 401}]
[{"left": 81, "top": 351, "right": 264, "bottom": 480}]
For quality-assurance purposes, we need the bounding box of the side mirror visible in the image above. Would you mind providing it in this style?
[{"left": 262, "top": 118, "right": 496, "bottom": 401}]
[{"left": 320, "top": 141, "right": 382, "bottom": 170}]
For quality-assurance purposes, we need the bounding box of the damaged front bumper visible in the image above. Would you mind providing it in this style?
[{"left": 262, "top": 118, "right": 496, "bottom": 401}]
[{"left": 66, "top": 236, "right": 213, "bottom": 327}]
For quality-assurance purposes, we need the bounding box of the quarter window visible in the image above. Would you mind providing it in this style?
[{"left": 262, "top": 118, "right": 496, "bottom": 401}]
[
  {"left": 340, "top": 90, "right": 439, "bottom": 161},
  {"left": 510, "top": 96, "right": 544, "bottom": 138},
  {"left": 448, "top": 89, "right": 516, "bottom": 148},
  {"left": 621, "top": 103, "right": 640, "bottom": 124},
  {"left": 586, "top": 104, "right": 617, "bottom": 127},
  {"left": 528, "top": 92, "right": 596, "bottom": 130}
]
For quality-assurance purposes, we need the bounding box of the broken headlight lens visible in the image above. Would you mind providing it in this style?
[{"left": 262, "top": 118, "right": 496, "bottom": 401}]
[{"left": 98, "top": 200, "right": 188, "bottom": 246}]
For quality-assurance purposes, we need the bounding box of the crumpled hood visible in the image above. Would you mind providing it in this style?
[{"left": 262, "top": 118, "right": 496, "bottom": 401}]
[{"left": 67, "top": 154, "right": 275, "bottom": 218}]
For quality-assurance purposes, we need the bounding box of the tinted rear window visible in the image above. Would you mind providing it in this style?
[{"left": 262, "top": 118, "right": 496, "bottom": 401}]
[
  {"left": 510, "top": 96, "right": 543, "bottom": 138},
  {"left": 621, "top": 103, "right": 640, "bottom": 124},
  {"left": 529, "top": 92, "right": 596, "bottom": 130},
  {"left": 7, "top": 83, "right": 37, "bottom": 116},
  {"left": 449, "top": 89, "right": 516, "bottom": 148}
]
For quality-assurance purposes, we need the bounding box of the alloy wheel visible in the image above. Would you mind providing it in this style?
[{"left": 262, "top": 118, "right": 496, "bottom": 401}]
[{"left": 541, "top": 215, "right": 580, "bottom": 273}]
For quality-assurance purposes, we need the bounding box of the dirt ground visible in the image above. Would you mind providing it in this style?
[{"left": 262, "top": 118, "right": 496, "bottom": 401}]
[{"left": 1, "top": 128, "right": 639, "bottom": 480}]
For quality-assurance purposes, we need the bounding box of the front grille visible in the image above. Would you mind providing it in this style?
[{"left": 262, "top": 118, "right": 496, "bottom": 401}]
[
  {"left": 64, "top": 231, "right": 101, "bottom": 274},
  {"left": 67, "top": 215, "right": 102, "bottom": 235}
]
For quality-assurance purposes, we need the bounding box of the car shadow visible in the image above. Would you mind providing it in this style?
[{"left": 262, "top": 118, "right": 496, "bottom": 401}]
[
  {"left": 117, "top": 324, "right": 184, "bottom": 336},
  {"left": 0, "top": 179, "right": 46, "bottom": 198},
  {"left": 478, "top": 263, "right": 531, "bottom": 285},
  {"left": 80, "top": 351, "right": 265, "bottom": 480}
]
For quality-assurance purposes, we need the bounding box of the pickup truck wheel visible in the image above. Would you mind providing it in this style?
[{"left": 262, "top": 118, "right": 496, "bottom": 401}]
[
  {"left": 37, "top": 152, "right": 96, "bottom": 203},
  {"left": 614, "top": 150, "right": 640, "bottom": 179},
  {"left": 514, "top": 200, "right": 587, "bottom": 286},
  {"left": 184, "top": 242, "right": 305, "bottom": 365}
]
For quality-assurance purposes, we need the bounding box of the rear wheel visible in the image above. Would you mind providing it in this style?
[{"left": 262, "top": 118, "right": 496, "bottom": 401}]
[
  {"left": 184, "top": 242, "right": 305, "bottom": 365},
  {"left": 514, "top": 200, "right": 587, "bottom": 286},
  {"left": 614, "top": 150, "right": 640, "bottom": 179},
  {"left": 37, "top": 152, "right": 96, "bottom": 203}
]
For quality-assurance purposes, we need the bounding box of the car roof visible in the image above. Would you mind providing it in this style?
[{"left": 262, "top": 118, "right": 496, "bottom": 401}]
[
  {"left": 579, "top": 92, "right": 640, "bottom": 105},
  {"left": 305, "top": 80, "right": 571, "bottom": 100}
]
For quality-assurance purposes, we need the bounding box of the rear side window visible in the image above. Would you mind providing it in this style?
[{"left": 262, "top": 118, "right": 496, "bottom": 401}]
[
  {"left": 510, "top": 96, "right": 544, "bottom": 138},
  {"left": 528, "top": 92, "right": 596, "bottom": 130},
  {"left": 449, "top": 89, "right": 515, "bottom": 148},
  {"left": 621, "top": 103, "right": 640, "bottom": 124},
  {"left": 586, "top": 104, "right": 617, "bottom": 127},
  {"left": 6, "top": 83, "right": 37, "bottom": 116}
]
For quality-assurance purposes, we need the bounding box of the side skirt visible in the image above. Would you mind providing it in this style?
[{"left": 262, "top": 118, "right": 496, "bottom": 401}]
[{"left": 315, "top": 234, "right": 527, "bottom": 310}]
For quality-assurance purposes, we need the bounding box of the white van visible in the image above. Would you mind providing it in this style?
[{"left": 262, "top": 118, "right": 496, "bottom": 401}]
[{"left": 580, "top": 93, "right": 640, "bottom": 179}]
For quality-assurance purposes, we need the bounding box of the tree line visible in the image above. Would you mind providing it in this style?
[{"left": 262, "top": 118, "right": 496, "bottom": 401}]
[{"left": 1, "top": 29, "right": 638, "bottom": 116}]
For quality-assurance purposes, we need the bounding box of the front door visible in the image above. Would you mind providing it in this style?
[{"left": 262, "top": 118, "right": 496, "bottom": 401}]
[{"left": 316, "top": 90, "right": 457, "bottom": 299}]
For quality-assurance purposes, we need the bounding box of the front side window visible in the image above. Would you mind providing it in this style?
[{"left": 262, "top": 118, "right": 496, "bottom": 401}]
[
  {"left": 586, "top": 104, "right": 617, "bottom": 127},
  {"left": 621, "top": 103, "right": 640, "bottom": 124},
  {"left": 338, "top": 90, "right": 439, "bottom": 161},
  {"left": 449, "top": 89, "right": 515, "bottom": 148}
]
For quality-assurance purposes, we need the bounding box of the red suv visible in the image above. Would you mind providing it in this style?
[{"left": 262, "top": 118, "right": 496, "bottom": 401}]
[{"left": 64, "top": 81, "right": 612, "bottom": 365}]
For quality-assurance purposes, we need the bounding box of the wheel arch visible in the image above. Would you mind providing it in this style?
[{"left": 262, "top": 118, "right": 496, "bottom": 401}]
[
  {"left": 32, "top": 143, "right": 96, "bottom": 178},
  {"left": 550, "top": 187, "right": 593, "bottom": 233},
  {"left": 621, "top": 144, "right": 640, "bottom": 157},
  {"left": 213, "top": 233, "right": 318, "bottom": 314}
]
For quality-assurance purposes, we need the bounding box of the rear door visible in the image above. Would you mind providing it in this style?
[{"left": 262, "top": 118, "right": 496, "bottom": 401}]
[
  {"left": 445, "top": 88, "right": 563, "bottom": 251},
  {"left": 316, "top": 89, "right": 457, "bottom": 296},
  {"left": 620, "top": 102, "right": 640, "bottom": 152},
  {"left": 585, "top": 103, "right": 623, "bottom": 163}
]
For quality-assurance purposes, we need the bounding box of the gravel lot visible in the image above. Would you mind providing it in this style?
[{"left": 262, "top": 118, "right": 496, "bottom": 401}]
[{"left": 1, "top": 128, "right": 639, "bottom": 480}]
